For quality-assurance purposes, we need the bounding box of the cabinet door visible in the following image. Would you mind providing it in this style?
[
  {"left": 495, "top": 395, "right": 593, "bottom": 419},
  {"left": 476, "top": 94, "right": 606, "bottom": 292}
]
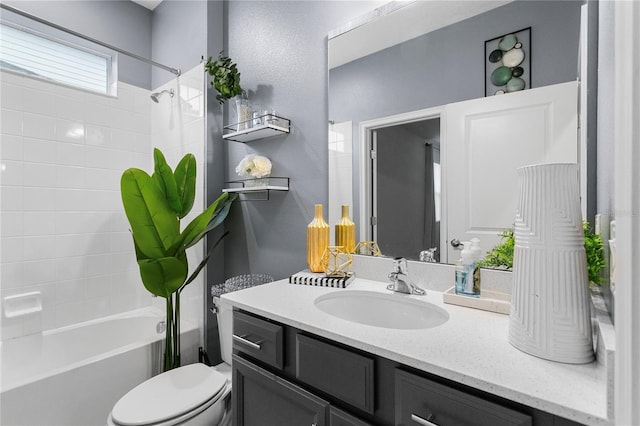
[
  {"left": 395, "top": 369, "right": 532, "bottom": 426},
  {"left": 233, "top": 354, "right": 329, "bottom": 426}
]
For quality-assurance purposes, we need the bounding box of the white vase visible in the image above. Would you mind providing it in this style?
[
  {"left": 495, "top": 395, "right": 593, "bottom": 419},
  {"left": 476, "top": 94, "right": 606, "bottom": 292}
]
[{"left": 509, "top": 163, "right": 593, "bottom": 364}]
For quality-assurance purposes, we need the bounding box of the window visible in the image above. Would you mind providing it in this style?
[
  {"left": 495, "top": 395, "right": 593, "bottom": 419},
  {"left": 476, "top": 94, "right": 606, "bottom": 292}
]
[{"left": 0, "top": 21, "right": 113, "bottom": 95}]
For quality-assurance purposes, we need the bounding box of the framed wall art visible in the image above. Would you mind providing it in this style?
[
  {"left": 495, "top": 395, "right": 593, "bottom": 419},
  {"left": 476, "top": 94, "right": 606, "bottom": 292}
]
[{"left": 485, "top": 27, "right": 531, "bottom": 96}]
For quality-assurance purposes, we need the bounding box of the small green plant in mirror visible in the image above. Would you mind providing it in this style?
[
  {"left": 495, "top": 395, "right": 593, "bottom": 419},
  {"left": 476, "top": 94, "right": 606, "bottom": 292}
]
[
  {"left": 583, "top": 221, "right": 606, "bottom": 285},
  {"left": 479, "top": 222, "right": 605, "bottom": 285},
  {"left": 477, "top": 228, "right": 514, "bottom": 270},
  {"left": 204, "top": 52, "right": 243, "bottom": 104}
]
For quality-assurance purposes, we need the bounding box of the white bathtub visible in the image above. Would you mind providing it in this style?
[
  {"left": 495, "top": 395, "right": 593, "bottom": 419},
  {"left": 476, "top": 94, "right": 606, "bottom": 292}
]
[{"left": 0, "top": 307, "right": 199, "bottom": 426}]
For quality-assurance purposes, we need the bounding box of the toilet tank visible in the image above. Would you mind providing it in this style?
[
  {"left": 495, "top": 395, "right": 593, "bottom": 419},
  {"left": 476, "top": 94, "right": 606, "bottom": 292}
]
[{"left": 214, "top": 296, "right": 233, "bottom": 365}]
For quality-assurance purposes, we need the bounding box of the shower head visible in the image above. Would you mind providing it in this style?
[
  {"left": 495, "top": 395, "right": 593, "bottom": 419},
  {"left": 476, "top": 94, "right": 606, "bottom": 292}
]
[{"left": 150, "top": 88, "right": 174, "bottom": 103}]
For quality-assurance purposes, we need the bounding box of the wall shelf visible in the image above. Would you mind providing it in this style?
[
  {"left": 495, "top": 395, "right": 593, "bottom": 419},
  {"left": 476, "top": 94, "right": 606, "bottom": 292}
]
[
  {"left": 223, "top": 177, "right": 290, "bottom": 200},
  {"left": 223, "top": 115, "right": 290, "bottom": 143}
]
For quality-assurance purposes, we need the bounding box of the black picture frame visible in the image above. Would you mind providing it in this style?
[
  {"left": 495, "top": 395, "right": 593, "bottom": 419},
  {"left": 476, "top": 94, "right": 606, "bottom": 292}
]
[{"left": 485, "top": 27, "right": 531, "bottom": 97}]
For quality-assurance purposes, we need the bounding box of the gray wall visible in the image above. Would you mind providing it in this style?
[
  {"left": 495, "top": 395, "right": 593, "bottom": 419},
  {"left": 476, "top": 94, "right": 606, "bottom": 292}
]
[
  {"left": 151, "top": 0, "right": 209, "bottom": 89},
  {"left": 223, "top": 1, "right": 377, "bottom": 280},
  {"left": 3, "top": 0, "right": 154, "bottom": 89},
  {"left": 329, "top": 1, "right": 583, "bottom": 124}
]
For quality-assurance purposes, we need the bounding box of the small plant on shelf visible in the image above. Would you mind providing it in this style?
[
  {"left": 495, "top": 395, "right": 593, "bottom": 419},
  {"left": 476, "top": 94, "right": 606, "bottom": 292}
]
[{"left": 204, "top": 51, "right": 243, "bottom": 104}]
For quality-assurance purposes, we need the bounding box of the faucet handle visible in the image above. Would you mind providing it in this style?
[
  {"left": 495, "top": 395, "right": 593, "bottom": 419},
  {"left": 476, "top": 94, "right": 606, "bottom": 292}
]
[{"left": 392, "top": 257, "right": 408, "bottom": 274}]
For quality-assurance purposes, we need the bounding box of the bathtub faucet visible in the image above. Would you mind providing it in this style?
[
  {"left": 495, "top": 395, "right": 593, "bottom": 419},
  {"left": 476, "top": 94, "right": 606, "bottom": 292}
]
[{"left": 156, "top": 320, "right": 166, "bottom": 334}]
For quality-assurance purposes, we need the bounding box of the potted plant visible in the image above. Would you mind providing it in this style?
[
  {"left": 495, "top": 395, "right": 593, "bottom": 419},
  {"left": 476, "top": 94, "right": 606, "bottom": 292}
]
[
  {"left": 204, "top": 52, "right": 243, "bottom": 104},
  {"left": 479, "top": 222, "right": 606, "bottom": 285},
  {"left": 121, "top": 148, "right": 236, "bottom": 371}
]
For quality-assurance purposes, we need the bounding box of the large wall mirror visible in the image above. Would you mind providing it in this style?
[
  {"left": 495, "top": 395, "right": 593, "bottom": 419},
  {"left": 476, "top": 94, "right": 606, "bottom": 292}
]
[{"left": 328, "top": 0, "right": 594, "bottom": 265}]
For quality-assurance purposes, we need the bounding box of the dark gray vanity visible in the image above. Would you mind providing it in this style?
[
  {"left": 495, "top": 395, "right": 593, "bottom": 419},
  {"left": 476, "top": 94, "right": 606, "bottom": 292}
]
[{"left": 231, "top": 309, "right": 583, "bottom": 426}]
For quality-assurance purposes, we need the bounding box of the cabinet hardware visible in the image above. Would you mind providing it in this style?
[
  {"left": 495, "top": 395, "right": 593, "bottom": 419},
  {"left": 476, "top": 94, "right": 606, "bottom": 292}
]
[
  {"left": 411, "top": 413, "right": 438, "bottom": 426},
  {"left": 233, "top": 334, "right": 262, "bottom": 350}
]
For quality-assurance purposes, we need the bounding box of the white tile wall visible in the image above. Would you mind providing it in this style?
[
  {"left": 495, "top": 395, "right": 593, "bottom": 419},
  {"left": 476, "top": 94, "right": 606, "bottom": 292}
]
[
  {"left": 0, "top": 65, "right": 207, "bottom": 342},
  {"left": 0, "top": 70, "right": 158, "bottom": 339}
]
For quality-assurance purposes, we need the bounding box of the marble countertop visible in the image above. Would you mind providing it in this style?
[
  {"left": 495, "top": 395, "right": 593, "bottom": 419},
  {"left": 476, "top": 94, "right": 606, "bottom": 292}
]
[{"left": 221, "top": 278, "right": 611, "bottom": 426}]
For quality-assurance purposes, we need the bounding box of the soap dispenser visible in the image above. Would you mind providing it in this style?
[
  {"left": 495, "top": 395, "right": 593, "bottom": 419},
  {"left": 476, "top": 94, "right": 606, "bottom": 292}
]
[
  {"left": 455, "top": 242, "right": 480, "bottom": 297},
  {"left": 468, "top": 238, "right": 482, "bottom": 296}
]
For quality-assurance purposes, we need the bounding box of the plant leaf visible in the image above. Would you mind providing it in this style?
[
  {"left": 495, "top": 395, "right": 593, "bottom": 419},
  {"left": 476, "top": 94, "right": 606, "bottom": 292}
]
[
  {"left": 180, "top": 231, "right": 229, "bottom": 293},
  {"left": 138, "top": 257, "right": 187, "bottom": 298},
  {"left": 174, "top": 154, "right": 196, "bottom": 219},
  {"left": 183, "top": 193, "right": 235, "bottom": 250},
  {"left": 152, "top": 148, "right": 182, "bottom": 215},
  {"left": 121, "top": 168, "right": 179, "bottom": 258}
]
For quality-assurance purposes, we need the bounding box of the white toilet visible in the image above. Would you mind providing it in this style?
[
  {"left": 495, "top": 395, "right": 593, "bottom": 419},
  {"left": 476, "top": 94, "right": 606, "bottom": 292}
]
[{"left": 107, "top": 297, "right": 234, "bottom": 426}]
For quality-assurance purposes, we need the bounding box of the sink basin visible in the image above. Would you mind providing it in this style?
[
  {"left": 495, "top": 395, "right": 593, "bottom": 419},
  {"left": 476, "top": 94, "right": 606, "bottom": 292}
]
[{"left": 314, "top": 290, "right": 449, "bottom": 330}]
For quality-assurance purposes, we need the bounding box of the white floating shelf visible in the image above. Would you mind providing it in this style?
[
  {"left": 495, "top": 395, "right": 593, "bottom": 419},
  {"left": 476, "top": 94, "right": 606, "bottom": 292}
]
[
  {"left": 223, "top": 185, "right": 289, "bottom": 194},
  {"left": 223, "top": 115, "right": 290, "bottom": 143},
  {"left": 223, "top": 177, "right": 290, "bottom": 200}
]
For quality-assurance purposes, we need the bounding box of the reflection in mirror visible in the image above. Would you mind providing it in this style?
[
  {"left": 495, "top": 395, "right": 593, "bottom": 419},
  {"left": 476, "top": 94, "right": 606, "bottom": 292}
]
[
  {"left": 373, "top": 119, "right": 441, "bottom": 261},
  {"left": 328, "top": 0, "right": 587, "bottom": 265}
]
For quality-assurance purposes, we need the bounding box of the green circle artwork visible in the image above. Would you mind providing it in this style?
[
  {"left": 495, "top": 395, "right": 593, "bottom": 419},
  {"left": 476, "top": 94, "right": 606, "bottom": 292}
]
[{"left": 487, "top": 30, "right": 528, "bottom": 96}]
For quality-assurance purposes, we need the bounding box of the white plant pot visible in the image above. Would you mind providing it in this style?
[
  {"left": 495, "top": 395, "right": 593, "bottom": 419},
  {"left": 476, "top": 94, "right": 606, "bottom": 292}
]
[{"left": 509, "top": 163, "right": 593, "bottom": 364}]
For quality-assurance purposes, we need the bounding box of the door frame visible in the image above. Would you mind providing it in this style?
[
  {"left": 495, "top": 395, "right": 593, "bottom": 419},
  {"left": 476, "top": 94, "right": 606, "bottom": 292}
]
[
  {"left": 614, "top": 1, "right": 640, "bottom": 423},
  {"left": 358, "top": 105, "right": 447, "bottom": 262}
]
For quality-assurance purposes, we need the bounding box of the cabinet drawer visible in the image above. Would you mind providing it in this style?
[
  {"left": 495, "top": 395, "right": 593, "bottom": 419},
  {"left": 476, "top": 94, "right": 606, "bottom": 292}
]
[
  {"left": 329, "top": 407, "right": 374, "bottom": 426},
  {"left": 395, "top": 369, "right": 532, "bottom": 426},
  {"left": 233, "top": 311, "right": 283, "bottom": 370},
  {"left": 296, "top": 334, "right": 375, "bottom": 414}
]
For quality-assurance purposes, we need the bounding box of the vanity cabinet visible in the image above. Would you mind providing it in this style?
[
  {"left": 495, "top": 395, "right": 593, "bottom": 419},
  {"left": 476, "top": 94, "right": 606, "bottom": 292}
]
[
  {"left": 395, "top": 369, "right": 532, "bottom": 426},
  {"left": 233, "top": 355, "right": 329, "bottom": 425},
  {"left": 231, "top": 310, "right": 585, "bottom": 426}
]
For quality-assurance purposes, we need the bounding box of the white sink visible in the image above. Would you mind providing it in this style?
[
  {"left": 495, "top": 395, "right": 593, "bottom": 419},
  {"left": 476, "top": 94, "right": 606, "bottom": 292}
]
[{"left": 314, "top": 290, "right": 449, "bottom": 330}]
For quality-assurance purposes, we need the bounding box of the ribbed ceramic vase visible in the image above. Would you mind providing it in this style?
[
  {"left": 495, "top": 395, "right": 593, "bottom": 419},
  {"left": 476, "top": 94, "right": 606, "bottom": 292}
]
[
  {"left": 335, "top": 205, "right": 356, "bottom": 253},
  {"left": 307, "top": 204, "right": 330, "bottom": 273},
  {"left": 509, "top": 163, "right": 593, "bottom": 364}
]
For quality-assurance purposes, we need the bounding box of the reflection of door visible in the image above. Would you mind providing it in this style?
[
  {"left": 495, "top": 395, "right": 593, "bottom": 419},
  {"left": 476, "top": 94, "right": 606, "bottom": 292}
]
[
  {"left": 372, "top": 120, "right": 440, "bottom": 260},
  {"left": 445, "top": 81, "right": 578, "bottom": 262}
]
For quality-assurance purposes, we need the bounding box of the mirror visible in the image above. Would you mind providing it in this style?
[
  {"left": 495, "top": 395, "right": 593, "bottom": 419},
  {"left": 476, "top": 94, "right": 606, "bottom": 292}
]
[{"left": 328, "top": 0, "right": 588, "bottom": 264}]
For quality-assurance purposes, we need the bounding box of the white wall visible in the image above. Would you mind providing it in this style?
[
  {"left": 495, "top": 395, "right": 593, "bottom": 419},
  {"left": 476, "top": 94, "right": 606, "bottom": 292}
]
[{"left": 0, "top": 70, "right": 153, "bottom": 340}]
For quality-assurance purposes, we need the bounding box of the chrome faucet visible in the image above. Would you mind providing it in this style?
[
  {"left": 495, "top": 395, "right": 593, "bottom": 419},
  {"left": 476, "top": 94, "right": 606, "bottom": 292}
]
[{"left": 387, "top": 257, "right": 426, "bottom": 295}]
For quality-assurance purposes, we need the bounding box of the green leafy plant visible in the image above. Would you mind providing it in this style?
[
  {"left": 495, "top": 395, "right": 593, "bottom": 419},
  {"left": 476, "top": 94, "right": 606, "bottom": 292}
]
[
  {"left": 477, "top": 228, "right": 515, "bottom": 270},
  {"left": 204, "top": 52, "right": 243, "bottom": 104},
  {"left": 479, "top": 222, "right": 606, "bottom": 285},
  {"left": 583, "top": 221, "right": 606, "bottom": 285},
  {"left": 121, "top": 148, "right": 236, "bottom": 371}
]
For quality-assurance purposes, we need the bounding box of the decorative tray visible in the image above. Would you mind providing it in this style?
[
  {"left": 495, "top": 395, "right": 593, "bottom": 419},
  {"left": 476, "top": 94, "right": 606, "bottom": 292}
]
[{"left": 443, "top": 287, "right": 511, "bottom": 315}]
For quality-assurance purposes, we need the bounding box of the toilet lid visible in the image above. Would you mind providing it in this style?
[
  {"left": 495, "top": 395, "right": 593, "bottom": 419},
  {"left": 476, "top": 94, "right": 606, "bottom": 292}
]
[{"left": 111, "top": 363, "right": 228, "bottom": 426}]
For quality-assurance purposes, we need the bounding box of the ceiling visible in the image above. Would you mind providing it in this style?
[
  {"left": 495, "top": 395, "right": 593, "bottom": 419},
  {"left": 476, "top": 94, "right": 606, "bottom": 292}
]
[{"left": 131, "top": 0, "right": 163, "bottom": 11}]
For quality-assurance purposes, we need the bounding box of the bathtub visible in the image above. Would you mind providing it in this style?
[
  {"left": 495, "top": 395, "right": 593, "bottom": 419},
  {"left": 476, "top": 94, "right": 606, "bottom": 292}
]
[{"left": 0, "top": 307, "right": 199, "bottom": 426}]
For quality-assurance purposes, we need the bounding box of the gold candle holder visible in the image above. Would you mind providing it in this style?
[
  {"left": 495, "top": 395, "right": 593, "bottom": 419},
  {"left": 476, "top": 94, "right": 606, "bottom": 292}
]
[
  {"left": 354, "top": 241, "right": 382, "bottom": 256},
  {"left": 335, "top": 205, "right": 356, "bottom": 253},
  {"left": 307, "top": 204, "right": 330, "bottom": 272},
  {"left": 321, "top": 246, "right": 353, "bottom": 277}
]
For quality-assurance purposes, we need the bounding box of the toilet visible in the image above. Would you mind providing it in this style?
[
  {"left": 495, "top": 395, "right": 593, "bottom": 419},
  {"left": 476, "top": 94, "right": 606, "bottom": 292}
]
[{"left": 107, "top": 297, "right": 234, "bottom": 426}]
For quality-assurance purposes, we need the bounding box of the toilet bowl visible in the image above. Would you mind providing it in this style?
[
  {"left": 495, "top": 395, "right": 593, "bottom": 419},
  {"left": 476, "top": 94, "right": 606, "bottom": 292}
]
[{"left": 108, "top": 297, "right": 234, "bottom": 426}]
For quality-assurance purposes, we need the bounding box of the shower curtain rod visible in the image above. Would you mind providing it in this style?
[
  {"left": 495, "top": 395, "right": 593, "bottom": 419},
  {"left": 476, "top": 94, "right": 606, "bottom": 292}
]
[{"left": 0, "top": 3, "right": 181, "bottom": 76}]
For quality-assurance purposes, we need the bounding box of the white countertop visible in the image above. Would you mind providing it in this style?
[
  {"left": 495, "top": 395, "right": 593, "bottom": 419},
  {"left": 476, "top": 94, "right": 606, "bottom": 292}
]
[{"left": 221, "top": 278, "right": 611, "bottom": 426}]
